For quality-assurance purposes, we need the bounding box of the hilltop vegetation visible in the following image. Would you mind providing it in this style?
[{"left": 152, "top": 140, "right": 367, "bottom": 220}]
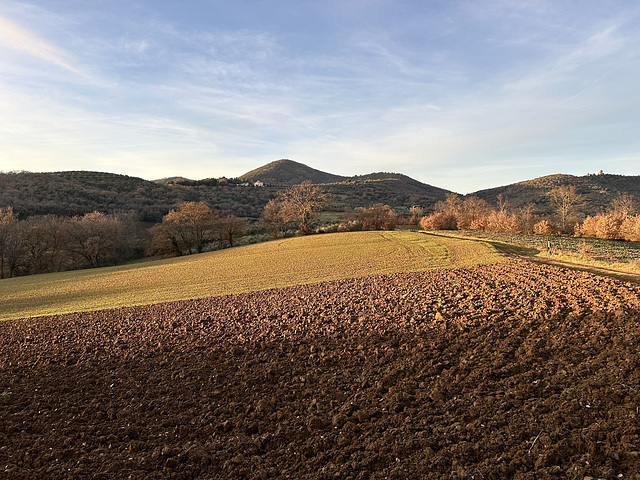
[
  {"left": 325, "top": 174, "right": 451, "bottom": 212},
  {"left": 3, "top": 163, "right": 639, "bottom": 224},
  {"left": 0, "top": 171, "right": 275, "bottom": 222},
  {"left": 0, "top": 163, "right": 451, "bottom": 223},
  {"left": 239, "top": 159, "right": 347, "bottom": 185},
  {"left": 473, "top": 172, "right": 640, "bottom": 216}
]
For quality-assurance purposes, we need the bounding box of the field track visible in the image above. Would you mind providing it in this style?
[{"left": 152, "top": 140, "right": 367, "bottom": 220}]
[
  {"left": 428, "top": 231, "right": 640, "bottom": 285},
  {"left": 2, "top": 259, "right": 640, "bottom": 479}
]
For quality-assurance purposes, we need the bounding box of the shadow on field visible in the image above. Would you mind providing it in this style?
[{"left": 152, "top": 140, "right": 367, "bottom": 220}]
[{"left": 423, "top": 231, "right": 640, "bottom": 285}]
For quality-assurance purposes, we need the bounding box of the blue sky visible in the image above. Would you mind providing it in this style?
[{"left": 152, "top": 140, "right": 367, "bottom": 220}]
[{"left": 0, "top": 1, "right": 639, "bottom": 193}]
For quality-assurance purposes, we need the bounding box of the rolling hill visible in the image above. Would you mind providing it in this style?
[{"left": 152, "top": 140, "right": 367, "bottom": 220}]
[
  {"left": 0, "top": 171, "right": 183, "bottom": 221},
  {"left": 0, "top": 161, "right": 453, "bottom": 220},
  {"left": 324, "top": 173, "right": 452, "bottom": 211},
  {"left": 0, "top": 231, "right": 500, "bottom": 321},
  {"left": 153, "top": 176, "right": 194, "bottom": 185},
  {"left": 471, "top": 173, "right": 640, "bottom": 216},
  {"left": 239, "top": 159, "right": 348, "bottom": 185},
  {"left": 237, "top": 159, "right": 453, "bottom": 211},
  {"left": 2, "top": 162, "right": 639, "bottom": 221}
]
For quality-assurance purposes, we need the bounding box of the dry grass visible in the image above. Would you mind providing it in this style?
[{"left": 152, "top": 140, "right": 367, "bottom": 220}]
[{"left": 0, "top": 231, "right": 502, "bottom": 321}]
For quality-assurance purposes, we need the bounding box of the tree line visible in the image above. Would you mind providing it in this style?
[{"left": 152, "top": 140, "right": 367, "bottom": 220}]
[
  {"left": 0, "top": 208, "right": 146, "bottom": 278},
  {"left": 3, "top": 181, "right": 640, "bottom": 279},
  {"left": 150, "top": 202, "right": 246, "bottom": 256},
  {"left": 0, "top": 203, "right": 249, "bottom": 279},
  {"left": 419, "top": 187, "right": 640, "bottom": 241},
  {"left": 0, "top": 180, "right": 405, "bottom": 278}
]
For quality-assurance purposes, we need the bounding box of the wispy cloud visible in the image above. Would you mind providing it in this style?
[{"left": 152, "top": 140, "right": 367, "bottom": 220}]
[
  {"left": 1, "top": 1, "right": 639, "bottom": 192},
  {"left": 0, "top": 13, "right": 79, "bottom": 74},
  {"left": 504, "top": 24, "right": 626, "bottom": 95}
]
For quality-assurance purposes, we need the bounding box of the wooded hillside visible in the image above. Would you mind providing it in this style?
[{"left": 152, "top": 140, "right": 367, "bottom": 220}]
[{"left": 472, "top": 173, "right": 640, "bottom": 217}]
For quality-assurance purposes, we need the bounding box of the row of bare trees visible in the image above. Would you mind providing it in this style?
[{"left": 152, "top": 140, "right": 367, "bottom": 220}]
[
  {"left": 419, "top": 193, "right": 536, "bottom": 234},
  {"left": 419, "top": 188, "right": 640, "bottom": 241},
  {"left": 0, "top": 201, "right": 248, "bottom": 277},
  {"left": 576, "top": 193, "right": 640, "bottom": 241},
  {"left": 0, "top": 208, "right": 145, "bottom": 278},
  {"left": 259, "top": 181, "right": 401, "bottom": 237},
  {"left": 151, "top": 201, "right": 246, "bottom": 256}
]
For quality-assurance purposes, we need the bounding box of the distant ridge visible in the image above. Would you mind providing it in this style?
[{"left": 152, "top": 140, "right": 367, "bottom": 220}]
[
  {"left": 153, "top": 176, "right": 193, "bottom": 185},
  {"left": 471, "top": 173, "right": 640, "bottom": 215},
  {"left": 237, "top": 160, "right": 453, "bottom": 209},
  {"left": 3, "top": 163, "right": 639, "bottom": 221},
  {"left": 239, "top": 159, "right": 347, "bottom": 185}
]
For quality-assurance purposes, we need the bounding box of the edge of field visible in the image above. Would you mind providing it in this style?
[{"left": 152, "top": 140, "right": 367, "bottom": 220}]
[
  {"left": 428, "top": 230, "right": 640, "bottom": 284},
  {"left": 0, "top": 231, "right": 503, "bottom": 321}
]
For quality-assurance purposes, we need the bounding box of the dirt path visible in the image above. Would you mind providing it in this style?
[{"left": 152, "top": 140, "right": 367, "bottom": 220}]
[
  {"left": 425, "top": 231, "right": 640, "bottom": 285},
  {"left": 490, "top": 239, "right": 640, "bottom": 284}
]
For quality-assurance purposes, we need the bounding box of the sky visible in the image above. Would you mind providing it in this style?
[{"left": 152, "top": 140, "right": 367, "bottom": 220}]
[{"left": 0, "top": 1, "right": 639, "bottom": 193}]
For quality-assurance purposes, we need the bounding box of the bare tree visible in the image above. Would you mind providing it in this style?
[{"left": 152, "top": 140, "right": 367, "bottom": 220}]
[
  {"left": 218, "top": 214, "right": 246, "bottom": 247},
  {"left": 260, "top": 198, "right": 296, "bottom": 239},
  {"left": 409, "top": 206, "right": 423, "bottom": 225},
  {"left": 280, "top": 181, "right": 330, "bottom": 234},
  {"left": 547, "top": 186, "right": 583, "bottom": 233},
  {"left": 19, "top": 215, "right": 67, "bottom": 274},
  {"left": 621, "top": 215, "right": 640, "bottom": 241},
  {"left": 609, "top": 192, "right": 638, "bottom": 217},
  {"left": 496, "top": 194, "right": 510, "bottom": 213},
  {"left": 64, "top": 212, "right": 126, "bottom": 268},
  {"left": 0, "top": 207, "right": 18, "bottom": 278},
  {"left": 419, "top": 212, "right": 458, "bottom": 231},
  {"left": 355, "top": 204, "right": 398, "bottom": 230},
  {"left": 152, "top": 201, "right": 219, "bottom": 256},
  {"left": 517, "top": 204, "right": 537, "bottom": 234},
  {"left": 457, "top": 196, "right": 491, "bottom": 230},
  {"left": 435, "top": 193, "right": 463, "bottom": 217},
  {"left": 484, "top": 210, "right": 521, "bottom": 233},
  {"left": 262, "top": 181, "right": 329, "bottom": 236}
]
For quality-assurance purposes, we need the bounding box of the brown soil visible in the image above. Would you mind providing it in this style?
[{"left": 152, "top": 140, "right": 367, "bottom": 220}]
[{"left": 2, "top": 259, "right": 640, "bottom": 479}]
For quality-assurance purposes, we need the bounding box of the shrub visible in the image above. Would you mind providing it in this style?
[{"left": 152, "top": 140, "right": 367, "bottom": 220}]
[
  {"left": 578, "top": 216, "right": 598, "bottom": 237},
  {"left": 621, "top": 215, "right": 640, "bottom": 241},
  {"left": 355, "top": 204, "right": 398, "bottom": 231},
  {"left": 534, "top": 219, "right": 557, "bottom": 235},
  {"left": 594, "top": 214, "right": 624, "bottom": 240},
  {"left": 577, "top": 213, "right": 625, "bottom": 240},
  {"left": 315, "top": 224, "right": 339, "bottom": 234},
  {"left": 338, "top": 220, "right": 363, "bottom": 232},
  {"left": 484, "top": 211, "right": 521, "bottom": 234},
  {"left": 409, "top": 206, "right": 424, "bottom": 225},
  {"left": 468, "top": 218, "right": 486, "bottom": 231},
  {"left": 419, "top": 213, "right": 458, "bottom": 231}
]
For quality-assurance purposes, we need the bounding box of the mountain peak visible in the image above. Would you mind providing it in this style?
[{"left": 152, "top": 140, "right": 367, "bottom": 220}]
[{"left": 239, "top": 159, "right": 348, "bottom": 185}]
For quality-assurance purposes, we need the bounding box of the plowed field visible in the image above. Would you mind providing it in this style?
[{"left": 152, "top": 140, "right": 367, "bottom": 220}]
[{"left": 2, "top": 259, "right": 640, "bottom": 479}]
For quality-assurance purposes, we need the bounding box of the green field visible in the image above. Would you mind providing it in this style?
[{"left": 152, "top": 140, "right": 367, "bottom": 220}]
[{"left": 0, "top": 231, "right": 502, "bottom": 321}]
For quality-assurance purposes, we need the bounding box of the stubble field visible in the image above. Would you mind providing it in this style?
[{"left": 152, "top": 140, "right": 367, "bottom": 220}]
[
  {"left": 2, "top": 257, "right": 640, "bottom": 479},
  {"left": 0, "top": 231, "right": 501, "bottom": 321}
]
